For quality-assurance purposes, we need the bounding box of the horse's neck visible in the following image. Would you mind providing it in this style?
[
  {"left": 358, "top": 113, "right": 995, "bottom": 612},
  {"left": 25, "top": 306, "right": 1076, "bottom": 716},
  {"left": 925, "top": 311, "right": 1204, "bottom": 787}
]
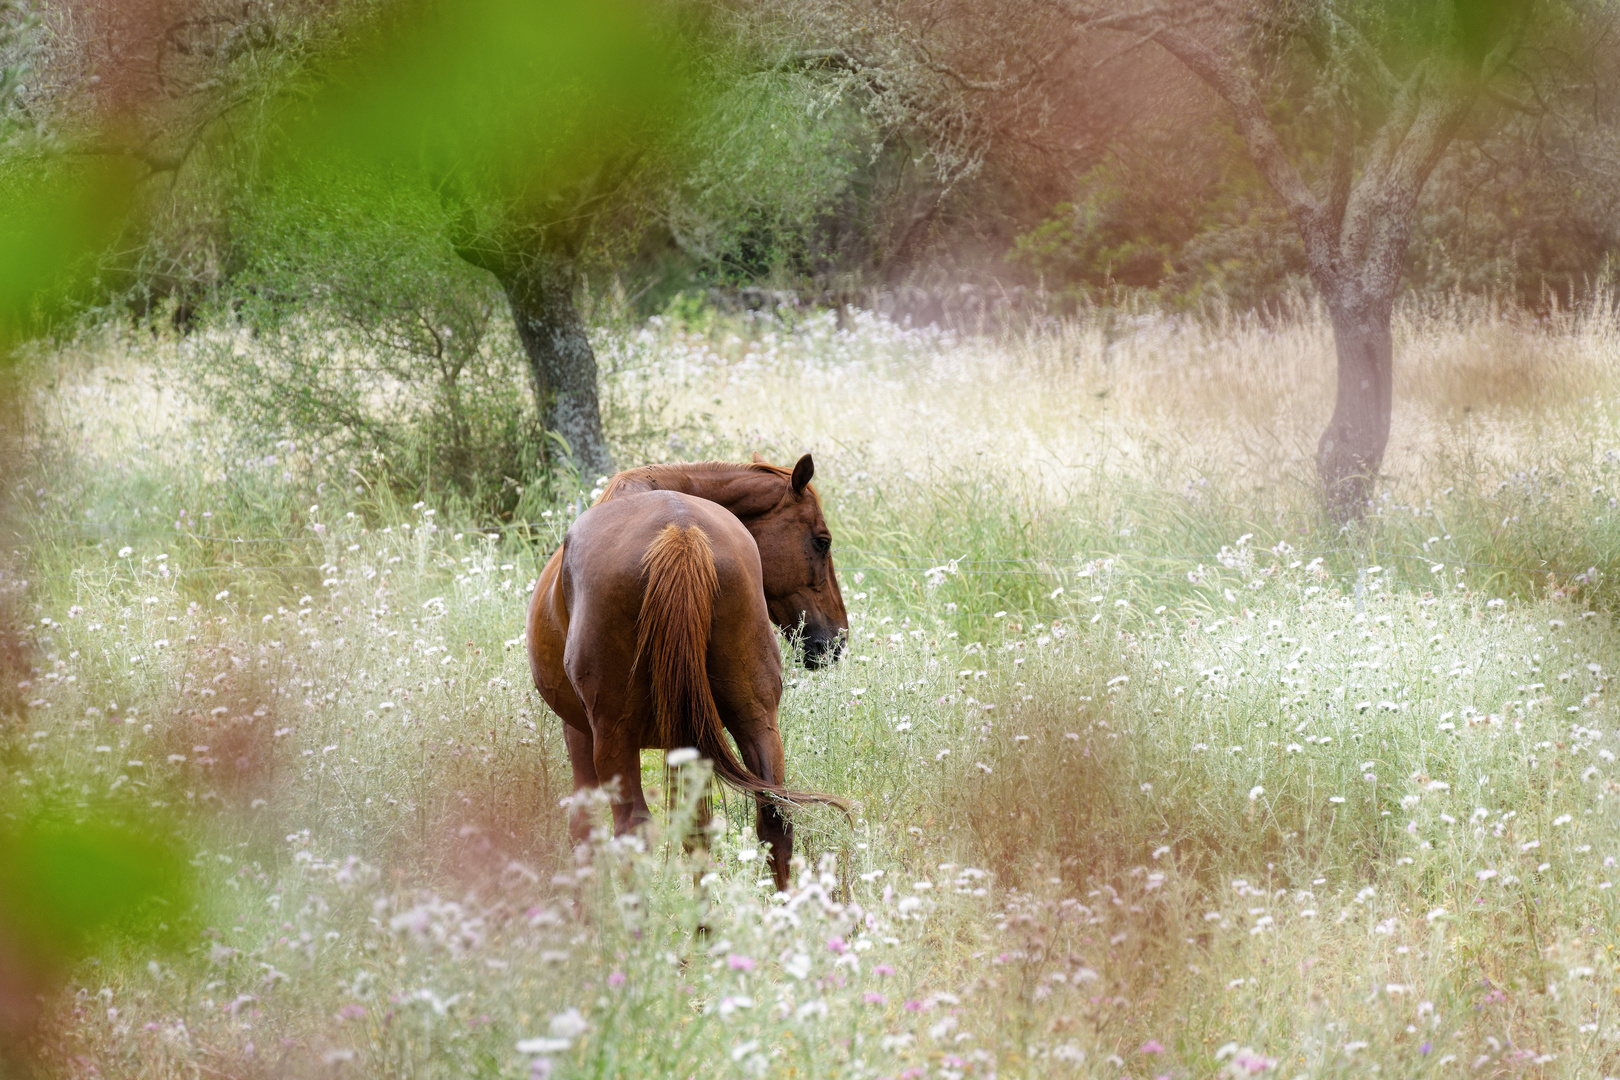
[{"left": 616, "top": 465, "right": 781, "bottom": 520}]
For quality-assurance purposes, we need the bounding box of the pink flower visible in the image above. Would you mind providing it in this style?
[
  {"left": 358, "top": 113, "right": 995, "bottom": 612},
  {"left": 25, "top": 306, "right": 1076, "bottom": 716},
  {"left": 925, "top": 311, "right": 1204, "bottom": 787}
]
[
  {"left": 727, "top": 954, "right": 756, "bottom": 971},
  {"left": 863, "top": 992, "right": 886, "bottom": 1005},
  {"left": 874, "top": 963, "right": 895, "bottom": 977},
  {"left": 338, "top": 1004, "right": 367, "bottom": 1020},
  {"left": 903, "top": 999, "right": 924, "bottom": 1012},
  {"left": 1233, "top": 1050, "right": 1276, "bottom": 1073},
  {"left": 1139, "top": 1039, "right": 1165, "bottom": 1054},
  {"left": 827, "top": 936, "right": 847, "bottom": 954},
  {"left": 943, "top": 1055, "right": 966, "bottom": 1068},
  {"left": 607, "top": 971, "right": 626, "bottom": 988}
]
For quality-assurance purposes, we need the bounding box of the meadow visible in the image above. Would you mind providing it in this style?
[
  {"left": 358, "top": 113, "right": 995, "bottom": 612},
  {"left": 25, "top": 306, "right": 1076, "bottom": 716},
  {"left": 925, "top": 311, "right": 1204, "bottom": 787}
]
[{"left": 8, "top": 294, "right": 1620, "bottom": 1078}]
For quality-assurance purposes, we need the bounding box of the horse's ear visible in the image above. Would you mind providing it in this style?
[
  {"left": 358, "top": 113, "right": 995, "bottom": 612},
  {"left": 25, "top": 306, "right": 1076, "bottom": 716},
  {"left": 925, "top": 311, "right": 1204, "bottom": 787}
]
[
  {"left": 751, "top": 451, "right": 768, "bottom": 464},
  {"left": 791, "top": 453, "right": 814, "bottom": 495}
]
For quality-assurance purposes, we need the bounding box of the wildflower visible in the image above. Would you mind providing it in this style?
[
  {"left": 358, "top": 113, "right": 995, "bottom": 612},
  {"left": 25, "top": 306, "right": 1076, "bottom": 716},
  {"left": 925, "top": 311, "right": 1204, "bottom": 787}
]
[
  {"left": 874, "top": 964, "right": 895, "bottom": 977},
  {"left": 726, "top": 954, "right": 755, "bottom": 971},
  {"left": 717, "top": 995, "right": 754, "bottom": 1017},
  {"left": 516, "top": 1038, "right": 570, "bottom": 1054},
  {"left": 1231, "top": 1048, "right": 1277, "bottom": 1073},
  {"left": 1139, "top": 1039, "right": 1166, "bottom": 1054},
  {"left": 548, "top": 1009, "right": 588, "bottom": 1040},
  {"left": 666, "top": 747, "right": 699, "bottom": 766},
  {"left": 337, "top": 1004, "right": 366, "bottom": 1020},
  {"left": 607, "top": 971, "right": 626, "bottom": 988},
  {"left": 826, "top": 936, "right": 847, "bottom": 954},
  {"left": 863, "top": 992, "right": 885, "bottom": 1005},
  {"left": 529, "top": 1060, "right": 553, "bottom": 1080},
  {"left": 1248, "top": 785, "right": 1264, "bottom": 802},
  {"left": 904, "top": 999, "right": 924, "bottom": 1012}
]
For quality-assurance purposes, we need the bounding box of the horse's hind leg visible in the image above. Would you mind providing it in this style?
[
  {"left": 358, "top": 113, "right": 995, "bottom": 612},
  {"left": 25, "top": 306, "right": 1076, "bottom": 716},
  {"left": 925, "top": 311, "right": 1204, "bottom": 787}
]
[
  {"left": 562, "top": 724, "right": 599, "bottom": 844},
  {"left": 592, "top": 731, "right": 652, "bottom": 836}
]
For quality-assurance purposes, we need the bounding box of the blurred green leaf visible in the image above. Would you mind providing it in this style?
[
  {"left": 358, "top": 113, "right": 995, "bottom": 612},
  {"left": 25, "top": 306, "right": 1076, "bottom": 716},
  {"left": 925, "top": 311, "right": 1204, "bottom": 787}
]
[
  {"left": 0, "top": 807, "right": 191, "bottom": 966},
  {"left": 0, "top": 159, "right": 138, "bottom": 354}
]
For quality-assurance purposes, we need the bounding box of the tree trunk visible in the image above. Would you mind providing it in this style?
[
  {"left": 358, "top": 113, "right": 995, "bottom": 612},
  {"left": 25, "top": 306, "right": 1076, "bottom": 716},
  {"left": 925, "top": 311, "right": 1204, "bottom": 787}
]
[
  {"left": 1317, "top": 295, "right": 1394, "bottom": 523},
  {"left": 501, "top": 258, "right": 615, "bottom": 480}
]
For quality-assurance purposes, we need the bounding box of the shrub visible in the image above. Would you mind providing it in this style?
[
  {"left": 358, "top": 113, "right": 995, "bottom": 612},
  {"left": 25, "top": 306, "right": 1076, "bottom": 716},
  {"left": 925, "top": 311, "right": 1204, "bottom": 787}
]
[{"left": 178, "top": 166, "right": 548, "bottom": 519}]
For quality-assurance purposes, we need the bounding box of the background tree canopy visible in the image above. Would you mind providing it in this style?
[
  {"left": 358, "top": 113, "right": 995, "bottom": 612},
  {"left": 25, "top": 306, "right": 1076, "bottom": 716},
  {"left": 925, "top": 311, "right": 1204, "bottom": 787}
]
[{"left": 4, "top": 0, "right": 1620, "bottom": 513}]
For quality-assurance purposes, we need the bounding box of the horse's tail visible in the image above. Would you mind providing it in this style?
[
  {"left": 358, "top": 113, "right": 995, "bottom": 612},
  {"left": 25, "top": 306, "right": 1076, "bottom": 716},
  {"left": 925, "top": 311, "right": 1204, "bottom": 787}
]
[{"left": 635, "top": 523, "right": 851, "bottom": 817}]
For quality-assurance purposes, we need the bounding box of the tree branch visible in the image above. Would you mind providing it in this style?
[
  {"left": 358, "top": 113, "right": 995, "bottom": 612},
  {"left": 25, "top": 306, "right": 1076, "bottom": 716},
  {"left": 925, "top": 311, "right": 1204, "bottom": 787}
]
[{"left": 1141, "top": 25, "right": 1320, "bottom": 223}]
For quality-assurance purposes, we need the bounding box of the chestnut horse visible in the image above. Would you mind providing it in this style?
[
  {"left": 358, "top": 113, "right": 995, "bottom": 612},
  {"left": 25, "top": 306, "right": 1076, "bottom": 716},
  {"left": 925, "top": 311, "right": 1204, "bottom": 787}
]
[{"left": 526, "top": 455, "right": 848, "bottom": 890}]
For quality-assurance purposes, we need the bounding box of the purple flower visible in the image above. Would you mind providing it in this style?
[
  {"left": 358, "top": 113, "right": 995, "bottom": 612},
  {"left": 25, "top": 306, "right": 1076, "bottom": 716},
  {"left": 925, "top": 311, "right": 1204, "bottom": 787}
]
[
  {"left": 1139, "top": 1039, "right": 1166, "bottom": 1054},
  {"left": 1420, "top": 1042, "right": 1432, "bottom": 1055},
  {"left": 727, "top": 954, "right": 756, "bottom": 971},
  {"left": 607, "top": 971, "right": 626, "bottom": 988},
  {"left": 338, "top": 1004, "right": 367, "bottom": 1020},
  {"left": 827, "top": 936, "right": 848, "bottom": 954},
  {"left": 874, "top": 963, "right": 895, "bottom": 977},
  {"left": 904, "top": 999, "right": 924, "bottom": 1012},
  {"left": 863, "top": 992, "right": 886, "bottom": 1005},
  {"left": 529, "top": 1058, "right": 553, "bottom": 1080}
]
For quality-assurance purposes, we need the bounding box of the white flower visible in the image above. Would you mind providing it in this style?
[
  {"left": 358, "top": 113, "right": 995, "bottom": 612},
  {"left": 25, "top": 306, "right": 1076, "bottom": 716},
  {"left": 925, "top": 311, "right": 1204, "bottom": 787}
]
[
  {"left": 548, "top": 1008, "right": 588, "bottom": 1040},
  {"left": 1248, "top": 785, "right": 1264, "bottom": 802},
  {"left": 118, "top": 546, "right": 133, "bottom": 558},
  {"left": 516, "top": 1038, "right": 571, "bottom": 1054},
  {"left": 666, "top": 747, "right": 700, "bottom": 766}
]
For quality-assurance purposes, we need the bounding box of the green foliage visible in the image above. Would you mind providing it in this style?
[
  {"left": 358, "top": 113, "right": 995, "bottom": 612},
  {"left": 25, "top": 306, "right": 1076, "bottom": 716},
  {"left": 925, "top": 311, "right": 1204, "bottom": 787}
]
[
  {"left": 660, "top": 70, "right": 879, "bottom": 286},
  {"left": 0, "top": 806, "right": 192, "bottom": 964},
  {"left": 180, "top": 164, "right": 546, "bottom": 517}
]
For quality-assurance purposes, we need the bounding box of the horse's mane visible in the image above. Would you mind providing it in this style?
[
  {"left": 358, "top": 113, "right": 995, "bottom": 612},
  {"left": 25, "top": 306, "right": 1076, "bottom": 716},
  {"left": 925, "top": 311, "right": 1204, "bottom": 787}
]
[{"left": 598, "top": 460, "right": 805, "bottom": 504}]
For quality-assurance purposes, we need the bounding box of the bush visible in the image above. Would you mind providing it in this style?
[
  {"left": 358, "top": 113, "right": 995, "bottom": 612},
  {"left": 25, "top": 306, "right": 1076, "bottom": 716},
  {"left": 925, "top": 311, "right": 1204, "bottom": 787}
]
[{"left": 178, "top": 166, "right": 549, "bottom": 518}]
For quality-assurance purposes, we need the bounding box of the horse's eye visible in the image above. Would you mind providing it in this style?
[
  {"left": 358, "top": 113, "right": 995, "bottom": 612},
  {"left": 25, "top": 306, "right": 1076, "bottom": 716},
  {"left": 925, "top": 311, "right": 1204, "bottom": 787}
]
[{"left": 813, "top": 535, "right": 831, "bottom": 554}]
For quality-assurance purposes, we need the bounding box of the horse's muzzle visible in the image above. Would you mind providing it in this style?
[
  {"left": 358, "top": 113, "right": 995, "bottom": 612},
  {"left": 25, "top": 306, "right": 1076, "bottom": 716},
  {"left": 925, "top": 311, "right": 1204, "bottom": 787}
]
[{"left": 802, "top": 634, "right": 844, "bottom": 669}]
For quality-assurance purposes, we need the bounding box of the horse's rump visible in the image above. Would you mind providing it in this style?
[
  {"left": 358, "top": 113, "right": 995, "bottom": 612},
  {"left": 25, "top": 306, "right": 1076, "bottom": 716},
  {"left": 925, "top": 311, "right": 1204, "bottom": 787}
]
[{"left": 633, "top": 521, "right": 848, "bottom": 814}]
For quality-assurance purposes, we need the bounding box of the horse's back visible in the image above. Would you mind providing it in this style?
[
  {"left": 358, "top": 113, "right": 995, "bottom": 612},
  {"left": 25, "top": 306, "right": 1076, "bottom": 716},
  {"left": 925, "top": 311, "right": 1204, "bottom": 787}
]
[{"left": 562, "top": 490, "right": 761, "bottom": 594}]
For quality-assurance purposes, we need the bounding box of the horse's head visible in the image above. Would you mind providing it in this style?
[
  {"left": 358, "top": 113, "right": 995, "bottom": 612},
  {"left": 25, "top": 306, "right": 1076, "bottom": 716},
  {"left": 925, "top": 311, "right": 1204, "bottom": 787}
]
[{"left": 750, "top": 453, "right": 847, "bottom": 668}]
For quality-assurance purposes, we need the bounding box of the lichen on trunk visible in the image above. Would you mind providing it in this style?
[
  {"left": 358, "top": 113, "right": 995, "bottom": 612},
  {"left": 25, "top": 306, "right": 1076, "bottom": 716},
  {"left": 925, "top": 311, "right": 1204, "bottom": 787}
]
[
  {"left": 500, "top": 257, "right": 614, "bottom": 480},
  {"left": 1317, "top": 298, "right": 1395, "bottom": 522}
]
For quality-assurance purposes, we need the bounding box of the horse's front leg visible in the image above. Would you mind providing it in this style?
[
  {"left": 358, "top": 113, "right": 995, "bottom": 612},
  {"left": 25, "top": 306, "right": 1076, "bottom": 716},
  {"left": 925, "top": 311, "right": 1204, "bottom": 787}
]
[{"left": 734, "top": 726, "right": 794, "bottom": 893}]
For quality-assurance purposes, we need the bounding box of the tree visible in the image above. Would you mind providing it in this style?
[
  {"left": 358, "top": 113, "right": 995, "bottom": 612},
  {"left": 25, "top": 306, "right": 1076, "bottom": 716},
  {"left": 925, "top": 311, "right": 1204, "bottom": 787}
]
[
  {"left": 781, "top": 0, "right": 1595, "bottom": 518},
  {"left": 266, "top": 0, "right": 695, "bottom": 480},
  {"left": 1109, "top": 1, "right": 1537, "bottom": 519}
]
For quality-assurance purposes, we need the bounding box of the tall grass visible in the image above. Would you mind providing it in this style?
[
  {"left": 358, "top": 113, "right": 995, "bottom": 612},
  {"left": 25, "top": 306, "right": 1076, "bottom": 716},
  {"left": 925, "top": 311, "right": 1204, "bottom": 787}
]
[{"left": 7, "top": 294, "right": 1620, "bottom": 1077}]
